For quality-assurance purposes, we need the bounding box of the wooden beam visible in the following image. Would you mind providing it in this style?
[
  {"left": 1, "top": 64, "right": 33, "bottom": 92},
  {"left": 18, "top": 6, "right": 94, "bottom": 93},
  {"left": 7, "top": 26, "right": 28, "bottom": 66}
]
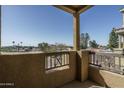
[
  {"left": 53, "top": 5, "right": 76, "bottom": 14},
  {"left": 73, "top": 13, "right": 80, "bottom": 51},
  {"left": 78, "top": 5, "right": 93, "bottom": 14}
]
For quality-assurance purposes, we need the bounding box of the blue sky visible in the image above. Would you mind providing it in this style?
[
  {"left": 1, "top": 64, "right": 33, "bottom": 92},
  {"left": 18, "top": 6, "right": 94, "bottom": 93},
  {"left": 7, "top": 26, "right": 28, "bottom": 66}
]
[{"left": 1, "top": 5, "right": 124, "bottom": 46}]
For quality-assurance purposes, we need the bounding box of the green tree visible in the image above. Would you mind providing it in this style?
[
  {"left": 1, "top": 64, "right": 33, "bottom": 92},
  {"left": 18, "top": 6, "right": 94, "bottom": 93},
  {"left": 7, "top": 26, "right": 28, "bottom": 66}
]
[
  {"left": 38, "top": 42, "right": 68, "bottom": 52},
  {"left": 80, "top": 33, "right": 85, "bottom": 49},
  {"left": 49, "top": 43, "right": 68, "bottom": 52},
  {"left": 55, "top": 43, "right": 67, "bottom": 51},
  {"left": 38, "top": 42, "right": 49, "bottom": 52},
  {"left": 89, "top": 40, "right": 98, "bottom": 48},
  {"left": 108, "top": 28, "right": 118, "bottom": 50},
  {"left": 85, "top": 33, "right": 90, "bottom": 48},
  {"left": 80, "top": 33, "right": 90, "bottom": 49}
]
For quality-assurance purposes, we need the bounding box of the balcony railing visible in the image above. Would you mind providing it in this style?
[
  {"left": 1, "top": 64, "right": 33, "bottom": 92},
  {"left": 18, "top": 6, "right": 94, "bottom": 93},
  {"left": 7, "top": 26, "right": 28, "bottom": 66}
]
[
  {"left": 115, "top": 27, "right": 124, "bottom": 32},
  {"left": 116, "top": 27, "right": 124, "bottom": 30},
  {"left": 89, "top": 51, "right": 124, "bottom": 75},
  {"left": 45, "top": 52, "right": 69, "bottom": 70},
  {"left": 0, "top": 51, "right": 76, "bottom": 87}
]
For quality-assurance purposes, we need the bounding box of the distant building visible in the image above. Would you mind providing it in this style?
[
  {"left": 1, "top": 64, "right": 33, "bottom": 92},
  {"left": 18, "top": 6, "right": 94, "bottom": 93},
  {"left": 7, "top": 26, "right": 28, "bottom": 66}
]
[{"left": 115, "top": 8, "right": 124, "bottom": 50}]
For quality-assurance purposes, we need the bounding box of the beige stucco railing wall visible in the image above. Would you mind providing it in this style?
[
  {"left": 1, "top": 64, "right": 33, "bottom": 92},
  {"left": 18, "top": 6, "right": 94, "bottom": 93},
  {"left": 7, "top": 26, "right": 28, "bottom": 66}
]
[{"left": 0, "top": 51, "right": 76, "bottom": 88}]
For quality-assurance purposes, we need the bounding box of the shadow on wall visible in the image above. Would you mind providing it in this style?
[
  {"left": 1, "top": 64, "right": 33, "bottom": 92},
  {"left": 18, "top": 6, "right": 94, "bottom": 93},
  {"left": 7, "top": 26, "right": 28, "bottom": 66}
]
[
  {"left": 88, "top": 65, "right": 109, "bottom": 88},
  {"left": 88, "top": 65, "right": 124, "bottom": 88}
]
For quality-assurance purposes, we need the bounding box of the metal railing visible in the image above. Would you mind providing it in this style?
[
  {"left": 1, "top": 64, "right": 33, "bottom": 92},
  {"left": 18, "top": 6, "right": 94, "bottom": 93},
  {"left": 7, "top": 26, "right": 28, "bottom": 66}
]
[
  {"left": 89, "top": 51, "right": 124, "bottom": 75},
  {"left": 45, "top": 52, "right": 69, "bottom": 70}
]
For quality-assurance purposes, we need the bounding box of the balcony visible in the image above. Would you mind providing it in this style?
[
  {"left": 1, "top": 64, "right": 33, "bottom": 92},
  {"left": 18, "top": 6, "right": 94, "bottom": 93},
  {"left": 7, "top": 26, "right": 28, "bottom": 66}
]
[
  {"left": 0, "top": 50, "right": 100, "bottom": 88},
  {"left": 115, "top": 27, "right": 124, "bottom": 34},
  {"left": 1, "top": 50, "right": 124, "bottom": 88},
  {"left": 1, "top": 5, "right": 124, "bottom": 88}
]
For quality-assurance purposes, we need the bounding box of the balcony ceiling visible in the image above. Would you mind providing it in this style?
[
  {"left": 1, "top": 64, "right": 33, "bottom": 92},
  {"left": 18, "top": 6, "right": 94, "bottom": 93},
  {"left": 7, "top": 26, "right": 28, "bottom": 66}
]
[{"left": 53, "top": 5, "right": 93, "bottom": 14}]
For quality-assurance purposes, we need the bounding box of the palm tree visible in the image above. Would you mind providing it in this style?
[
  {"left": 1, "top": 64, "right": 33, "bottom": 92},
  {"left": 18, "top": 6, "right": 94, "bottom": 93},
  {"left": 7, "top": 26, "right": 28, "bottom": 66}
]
[
  {"left": 20, "top": 42, "right": 23, "bottom": 51},
  {"left": 20, "top": 42, "right": 22, "bottom": 45},
  {"left": 12, "top": 41, "right": 15, "bottom": 46},
  {"left": 17, "top": 43, "right": 20, "bottom": 52},
  {"left": 20, "top": 42, "right": 23, "bottom": 47},
  {"left": 12, "top": 41, "right": 15, "bottom": 52}
]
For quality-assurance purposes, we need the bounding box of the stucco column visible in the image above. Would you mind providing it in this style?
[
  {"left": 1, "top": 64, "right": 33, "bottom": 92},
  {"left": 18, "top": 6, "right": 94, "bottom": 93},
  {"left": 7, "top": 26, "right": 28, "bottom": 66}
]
[
  {"left": 120, "top": 9, "right": 124, "bottom": 27},
  {"left": 119, "top": 35, "right": 122, "bottom": 48},
  {"left": 123, "top": 35, "right": 124, "bottom": 48},
  {"left": 77, "top": 50, "right": 89, "bottom": 82},
  {"left": 122, "top": 12, "right": 124, "bottom": 27},
  {"left": 120, "top": 35, "right": 122, "bottom": 48},
  {"left": 119, "top": 35, "right": 121, "bottom": 49},
  {"left": 73, "top": 13, "right": 80, "bottom": 51}
]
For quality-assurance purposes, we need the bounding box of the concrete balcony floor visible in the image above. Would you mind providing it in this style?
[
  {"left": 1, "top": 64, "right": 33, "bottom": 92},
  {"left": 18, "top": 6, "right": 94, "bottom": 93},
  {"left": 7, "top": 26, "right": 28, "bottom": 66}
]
[{"left": 60, "top": 80, "right": 103, "bottom": 88}]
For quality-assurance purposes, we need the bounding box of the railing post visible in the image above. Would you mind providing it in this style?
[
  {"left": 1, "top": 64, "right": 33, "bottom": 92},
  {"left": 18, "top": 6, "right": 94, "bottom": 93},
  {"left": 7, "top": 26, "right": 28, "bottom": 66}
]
[
  {"left": 77, "top": 50, "right": 89, "bottom": 82},
  {"left": 119, "top": 35, "right": 121, "bottom": 49},
  {"left": 123, "top": 49, "right": 124, "bottom": 55}
]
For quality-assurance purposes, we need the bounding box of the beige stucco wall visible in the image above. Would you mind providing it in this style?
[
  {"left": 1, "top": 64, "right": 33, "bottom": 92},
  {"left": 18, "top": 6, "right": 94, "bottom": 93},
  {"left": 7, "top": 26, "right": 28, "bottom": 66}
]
[
  {"left": 88, "top": 65, "right": 124, "bottom": 88},
  {"left": 0, "top": 51, "right": 76, "bottom": 88}
]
